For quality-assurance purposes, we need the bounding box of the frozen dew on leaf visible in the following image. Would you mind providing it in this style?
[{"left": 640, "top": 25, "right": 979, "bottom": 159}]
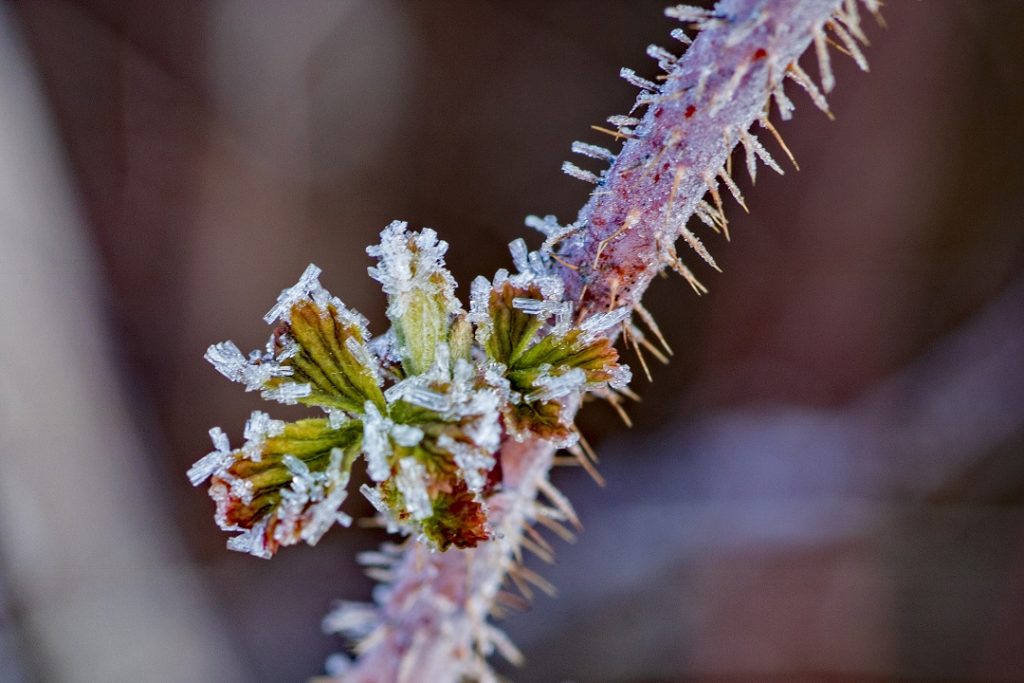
[{"left": 195, "top": 219, "right": 634, "bottom": 556}]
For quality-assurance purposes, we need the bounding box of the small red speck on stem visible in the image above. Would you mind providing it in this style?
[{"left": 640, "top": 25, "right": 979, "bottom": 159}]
[{"left": 685, "top": 105, "right": 696, "bottom": 118}]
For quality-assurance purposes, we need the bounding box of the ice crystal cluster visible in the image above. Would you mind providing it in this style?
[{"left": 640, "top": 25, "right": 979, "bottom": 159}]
[{"left": 190, "top": 221, "right": 630, "bottom": 556}]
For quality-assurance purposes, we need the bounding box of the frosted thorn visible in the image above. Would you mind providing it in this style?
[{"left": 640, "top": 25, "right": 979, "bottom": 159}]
[
  {"left": 669, "top": 27, "right": 693, "bottom": 45},
  {"left": 758, "top": 118, "right": 800, "bottom": 171},
  {"left": 618, "top": 387, "right": 642, "bottom": 407},
  {"left": 710, "top": 61, "right": 750, "bottom": 117},
  {"left": 633, "top": 301, "right": 671, "bottom": 356},
  {"left": 725, "top": 10, "right": 768, "bottom": 47},
  {"left": 590, "top": 124, "right": 632, "bottom": 141},
  {"left": 813, "top": 25, "right": 835, "bottom": 93},
  {"left": 739, "top": 129, "right": 758, "bottom": 184},
  {"left": 694, "top": 66, "right": 713, "bottom": 100},
  {"left": 592, "top": 211, "right": 640, "bottom": 269},
  {"left": 701, "top": 173, "right": 730, "bottom": 244},
  {"left": 862, "top": 0, "right": 886, "bottom": 28},
  {"left": 645, "top": 44, "right": 678, "bottom": 71},
  {"left": 787, "top": 63, "right": 834, "bottom": 120},
  {"left": 593, "top": 386, "right": 633, "bottom": 428},
  {"left": 619, "top": 67, "right": 659, "bottom": 93},
  {"left": 536, "top": 479, "right": 577, "bottom": 532},
  {"left": 510, "top": 564, "right": 558, "bottom": 598},
  {"left": 481, "top": 624, "right": 525, "bottom": 667},
  {"left": 363, "top": 568, "right": 394, "bottom": 583},
  {"left": 624, "top": 324, "right": 653, "bottom": 382},
  {"left": 718, "top": 167, "right": 748, "bottom": 213},
  {"left": 772, "top": 80, "right": 796, "bottom": 121},
  {"left": 569, "top": 439, "right": 607, "bottom": 486},
  {"left": 524, "top": 523, "right": 556, "bottom": 556},
  {"left": 518, "top": 534, "right": 554, "bottom": 565},
  {"left": 828, "top": 20, "right": 869, "bottom": 71},
  {"left": 692, "top": 202, "right": 718, "bottom": 234},
  {"left": 356, "top": 550, "right": 394, "bottom": 568},
  {"left": 561, "top": 161, "right": 600, "bottom": 184},
  {"left": 570, "top": 141, "right": 616, "bottom": 162},
  {"left": 671, "top": 258, "right": 709, "bottom": 295},
  {"left": 838, "top": 0, "right": 869, "bottom": 45},
  {"left": 606, "top": 114, "right": 641, "bottom": 128},
  {"left": 534, "top": 508, "right": 579, "bottom": 541},
  {"left": 664, "top": 4, "right": 712, "bottom": 23},
  {"left": 745, "top": 130, "right": 785, "bottom": 176},
  {"left": 507, "top": 567, "right": 536, "bottom": 601},
  {"left": 628, "top": 323, "right": 669, "bottom": 366},
  {"left": 576, "top": 431, "right": 600, "bottom": 465},
  {"left": 494, "top": 591, "right": 530, "bottom": 613}
]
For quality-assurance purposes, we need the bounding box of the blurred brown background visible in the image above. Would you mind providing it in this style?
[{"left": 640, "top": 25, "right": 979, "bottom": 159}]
[{"left": 1, "top": 1, "right": 1022, "bottom": 681}]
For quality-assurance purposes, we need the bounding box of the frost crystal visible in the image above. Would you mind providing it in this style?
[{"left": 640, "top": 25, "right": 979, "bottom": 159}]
[
  {"left": 362, "top": 402, "right": 394, "bottom": 482},
  {"left": 526, "top": 366, "right": 588, "bottom": 402},
  {"left": 204, "top": 341, "right": 292, "bottom": 391},
  {"left": 241, "top": 410, "right": 285, "bottom": 461},
  {"left": 395, "top": 457, "right": 432, "bottom": 521},
  {"left": 439, "top": 434, "right": 495, "bottom": 494},
  {"left": 260, "top": 381, "right": 312, "bottom": 405},
  {"left": 263, "top": 263, "right": 324, "bottom": 324},
  {"left": 226, "top": 520, "right": 272, "bottom": 559},
  {"left": 366, "top": 220, "right": 459, "bottom": 318},
  {"left": 187, "top": 427, "right": 233, "bottom": 486},
  {"left": 525, "top": 214, "right": 580, "bottom": 252}
]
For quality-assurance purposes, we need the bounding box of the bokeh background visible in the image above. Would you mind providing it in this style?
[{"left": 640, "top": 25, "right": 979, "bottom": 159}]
[{"left": 1, "top": 1, "right": 1022, "bottom": 681}]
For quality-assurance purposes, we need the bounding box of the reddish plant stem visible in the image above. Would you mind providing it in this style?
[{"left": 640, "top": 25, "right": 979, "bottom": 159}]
[{"left": 339, "top": 1, "right": 851, "bottom": 680}]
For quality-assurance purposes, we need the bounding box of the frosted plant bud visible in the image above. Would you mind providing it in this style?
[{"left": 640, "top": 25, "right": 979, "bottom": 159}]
[
  {"left": 367, "top": 221, "right": 462, "bottom": 376},
  {"left": 263, "top": 298, "right": 384, "bottom": 414},
  {"left": 194, "top": 417, "right": 362, "bottom": 558},
  {"left": 477, "top": 271, "right": 631, "bottom": 443},
  {"left": 208, "top": 265, "right": 384, "bottom": 417}
]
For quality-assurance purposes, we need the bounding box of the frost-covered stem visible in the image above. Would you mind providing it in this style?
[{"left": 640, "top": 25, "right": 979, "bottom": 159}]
[
  {"left": 330, "top": 438, "right": 556, "bottom": 681},
  {"left": 338, "top": 0, "right": 857, "bottom": 679},
  {"left": 559, "top": 0, "right": 846, "bottom": 313}
]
